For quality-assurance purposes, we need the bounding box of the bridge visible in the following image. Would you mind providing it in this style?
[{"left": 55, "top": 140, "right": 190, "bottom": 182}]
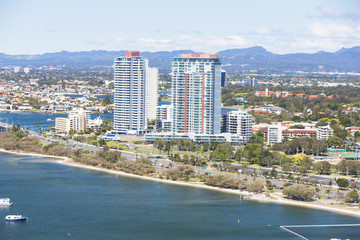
[{"left": 0, "top": 121, "right": 14, "bottom": 132}]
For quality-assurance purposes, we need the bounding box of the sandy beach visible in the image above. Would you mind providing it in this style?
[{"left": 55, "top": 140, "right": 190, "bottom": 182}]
[{"left": 1, "top": 148, "right": 360, "bottom": 218}]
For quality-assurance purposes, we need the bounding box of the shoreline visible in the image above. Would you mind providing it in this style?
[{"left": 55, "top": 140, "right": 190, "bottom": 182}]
[{"left": 1, "top": 148, "right": 360, "bottom": 218}]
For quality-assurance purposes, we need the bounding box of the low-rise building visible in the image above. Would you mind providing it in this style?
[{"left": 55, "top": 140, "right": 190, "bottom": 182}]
[
  {"left": 346, "top": 126, "right": 360, "bottom": 136},
  {"left": 144, "top": 132, "right": 247, "bottom": 144},
  {"left": 55, "top": 110, "right": 87, "bottom": 133},
  {"left": 156, "top": 105, "right": 172, "bottom": 131},
  {"left": 316, "top": 125, "right": 334, "bottom": 140},
  {"left": 267, "top": 124, "right": 283, "bottom": 144},
  {"left": 224, "top": 110, "right": 253, "bottom": 141}
]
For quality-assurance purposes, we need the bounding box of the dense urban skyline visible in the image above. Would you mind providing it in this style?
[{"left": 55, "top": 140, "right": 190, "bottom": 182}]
[{"left": 1, "top": 0, "right": 359, "bottom": 55}]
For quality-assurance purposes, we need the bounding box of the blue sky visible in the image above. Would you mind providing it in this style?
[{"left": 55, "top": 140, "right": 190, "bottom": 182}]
[{"left": 1, "top": 0, "right": 359, "bottom": 54}]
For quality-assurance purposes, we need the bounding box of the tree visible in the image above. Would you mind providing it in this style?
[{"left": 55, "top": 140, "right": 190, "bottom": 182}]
[
  {"left": 266, "top": 180, "right": 273, "bottom": 190},
  {"left": 201, "top": 142, "right": 209, "bottom": 152},
  {"left": 243, "top": 143, "right": 261, "bottom": 162},
  {"left": 164, "top": 141, "right": 173, "bottom": 155},
  {"left": 234, "top": 148, "right": 244, "bottom": 163},
  {"left": 345, "top": 191, "right": 359, "bottom": 203},
  {"left": 14, "top": 130, "right": 26, "bottom": 139},
  {"left": 315, "top": 161, "right": 331, "bottom": 175},
  {"left": 328, "top": 136, "right": 343, "bottom": 148},
  {"left": 336, "top": 178, "right": 349, "bottom": 189},
  {"left": 210, "top": 142, "right": 234, "bottom": 161},
  {"left": 282, "top": 186, "right": 316, "bottom": 201},
  {"left": 290, "top": 154, "right": 310, "bottom": 164},
  {"left": 74, "top": 149, "right": 82, "bottom": 157},
  {"left": 312, "top": 139, "right": 328, "bottom": 156},
  {"left": 153, "top": 138, "right": 167, "bottom": 153},
  {"left": 102, "top": 95, "right": 113, "bottom": 105},
  {"left": 247, "top": 180, "right": 264, "bottom": 193},
  {"left": 269, "top": 168, "right": 277, "bottom": 179},
  {"left": 299, "top": 137, "right": 313, "bottom": 154},
  {"left": 108, "top": 151, "right": 122, "bottom": 163},
  {"left": 282, "top": 162, "right": 292, "bottom": 173}
]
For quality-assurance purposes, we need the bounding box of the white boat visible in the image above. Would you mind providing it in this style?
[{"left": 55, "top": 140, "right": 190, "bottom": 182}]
[
  {"left": 0, "top": 198, "right": 13, "bottom": 206},
  {"left": 46, "top": 118, "right": 52, "bottom": 121},
  {"left": 5, "top": 215, "right": 27, "bottom": 222}
]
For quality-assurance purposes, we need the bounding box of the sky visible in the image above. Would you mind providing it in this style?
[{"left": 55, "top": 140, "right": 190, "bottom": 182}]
[{"left": 0, "top": 0, "right": 360, "bottom": 55}]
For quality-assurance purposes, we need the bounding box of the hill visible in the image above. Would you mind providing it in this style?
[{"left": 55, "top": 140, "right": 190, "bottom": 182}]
[{"left": 1, "top": 46, "right": 359, "bottom": 73}]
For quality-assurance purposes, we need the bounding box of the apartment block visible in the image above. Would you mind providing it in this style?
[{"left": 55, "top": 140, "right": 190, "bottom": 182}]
[
  {"left": 171, "top": 54, "right": 221, "bottom": 135},
  {"left": 114, "top": 52, "right": 146, "bottom": 135}
]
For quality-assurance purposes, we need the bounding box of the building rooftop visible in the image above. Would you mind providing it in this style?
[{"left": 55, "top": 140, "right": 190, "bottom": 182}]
[
  {"left": 125, "top": 52, "right": 140, "bottom": 58},
  {"left": 181, "top": 54, "right": 219, "bottom": 59}
]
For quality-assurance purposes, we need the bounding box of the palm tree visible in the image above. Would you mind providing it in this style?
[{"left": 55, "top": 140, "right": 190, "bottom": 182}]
[{"left": 134, "top": 146, "right": 139, "bottom": 160}]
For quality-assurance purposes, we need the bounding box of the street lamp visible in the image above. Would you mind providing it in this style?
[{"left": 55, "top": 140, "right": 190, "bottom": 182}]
[{"left": 238, "top": 169, "right": 242, "bottom": 179}]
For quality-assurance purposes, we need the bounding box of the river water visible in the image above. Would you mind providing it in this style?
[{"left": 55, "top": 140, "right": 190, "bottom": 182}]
[
  {"left": 0, "top": 112, "right": 113, "bottom": 132},
  {"left": 0, "top": 152, "right": 359, "bottom": 239}
]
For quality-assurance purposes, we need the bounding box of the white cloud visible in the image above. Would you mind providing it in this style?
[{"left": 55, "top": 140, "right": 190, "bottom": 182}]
[
  {"left": 286, "top": 23, "right": 360, "bottom": 53},
  {"left": 290, "top": 39, "right": 343, "bottom": 52},
  {"left": 306, "top": 22, "right": 360, "bottom": 39},
  {"left": 256, "top": 28, "right": 271, "bottom": 35},
  {"left": 88, "top": 34, "right": 250, "bottom": 52},
  {"left": 308, "top": 6, "right": 360, "bottom": 22},
  {"left": 87, "top": 23, "right": 360, "bottom": 54}
]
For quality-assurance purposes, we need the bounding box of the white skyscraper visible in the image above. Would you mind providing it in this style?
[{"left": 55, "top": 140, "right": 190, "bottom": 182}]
[
  {"left": 114, "top": 52, "right": 146, "bottom": 135},
  {"left": 145, "top": 64, "right": 159, "bottom": 121},
  {"left": 171, "top": 54, "right": 221, "bottom": 134}
]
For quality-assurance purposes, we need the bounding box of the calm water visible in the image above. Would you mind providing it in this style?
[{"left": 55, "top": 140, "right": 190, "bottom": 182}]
[
  {"left": 0, "top": 152, "right": 359, "bottom": 239},
  {"left": 0, "top": 112, "right": 113, "bottom": 131},
  {"left": 0, "top": 107, "right": 233, "bottom": 132}
]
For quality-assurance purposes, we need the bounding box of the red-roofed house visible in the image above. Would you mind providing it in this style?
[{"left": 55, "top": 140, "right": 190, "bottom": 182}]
[
  {"left": 256, "top": 110, "right": 268, "bottom": 114},
  {"left": 309, "top": 95, "right": 319, "bottom": 99},
  {"left": 255, "top": 91, "right": 266, "bottom": 96},
  {"left": 255, "top": 88, "right": 281, "bottom": 97},
  {"left": 282, "top": 129, "right": 317, "bottom": 139},
  {"left": 346, "top": 126, "right": 360, "bottom": 135},
  {"left": 341, "top": 109, "right": 353, "bottom": 115}
]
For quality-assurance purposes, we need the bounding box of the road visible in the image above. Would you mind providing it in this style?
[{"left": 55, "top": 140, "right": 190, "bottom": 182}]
[{"left": 1, "top": 121, "right": 358, "bottom": 190}]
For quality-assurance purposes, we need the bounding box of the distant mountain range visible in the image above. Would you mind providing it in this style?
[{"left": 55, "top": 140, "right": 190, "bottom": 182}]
[{"left": 1, "top": 46, "right": 360, "bottom": 73}]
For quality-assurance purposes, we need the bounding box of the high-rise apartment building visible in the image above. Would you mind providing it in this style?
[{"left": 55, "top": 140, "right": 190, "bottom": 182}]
[
  {"left": 114, "top": 52, "right": 146, "bottom": 135},
  {"left": 145, "top": 64, "right": 159, "bottom": 121},
  {"left": 243, "top": 77, "right": 258, "bottom": 87},
  {"left": 171, "top": 54, "right": 221, "bottom": 134},
  {"left": 221, "top": 70, "right": 227, "bottom": 87}
]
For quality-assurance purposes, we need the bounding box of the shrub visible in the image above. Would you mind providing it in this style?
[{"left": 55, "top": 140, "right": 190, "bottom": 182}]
[
  {"left": 247, "top": 181, "right": 264, "bottom": 193},
  {"left": 345, "top": 191, "right": 359, "bottom": 203},
  {"left": 165, "top": 165, "right": 195, "bottom": 181},
  {"left": 336, "top": 178, "right": 349, "bottom": 189},
  {"left": 282, "top": 186, "right": 315, "bottom": 201},
  {"left": 266, "top": 180, "right": 273, "bottom": 190}
]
